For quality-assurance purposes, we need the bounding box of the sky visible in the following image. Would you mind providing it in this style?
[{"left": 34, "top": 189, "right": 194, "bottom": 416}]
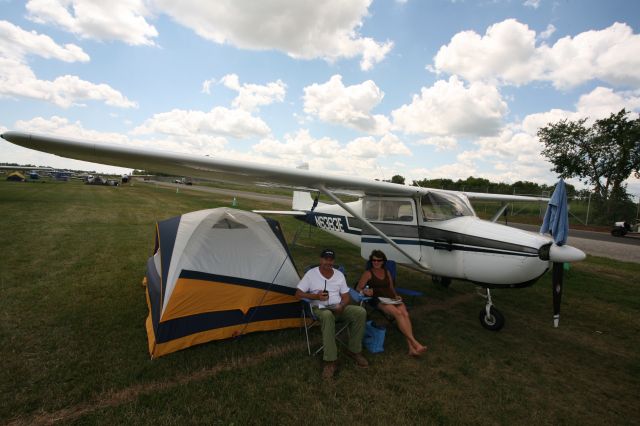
[{"left": 1, "top": 0, "right": 639, "bottom": 196}]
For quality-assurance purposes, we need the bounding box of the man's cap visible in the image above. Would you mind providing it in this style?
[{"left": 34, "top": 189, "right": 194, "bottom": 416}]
[{"left": 320, "top": 248, "right": 335, "bottom": 258}]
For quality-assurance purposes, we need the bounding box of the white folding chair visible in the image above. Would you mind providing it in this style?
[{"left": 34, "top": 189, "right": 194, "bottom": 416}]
[{"left": 301, "top": 264, "right": 350, "bottom": 356}]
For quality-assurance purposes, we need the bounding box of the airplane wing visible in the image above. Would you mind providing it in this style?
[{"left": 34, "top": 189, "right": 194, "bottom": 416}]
[
  {"left": 1, "top": 131, "right": 549, "bottom": 202},
  {"left": 252, "top": 210, "right": 306, "bottom": 215},
  {"left": 1, "top": 131, "right": 420, "bottom": 197},
  {"left": 0, "top": 165, "right": 54, "bottom": 172},
  {"left": 457, "top": 191, "right": 549, "bottom": 203}
]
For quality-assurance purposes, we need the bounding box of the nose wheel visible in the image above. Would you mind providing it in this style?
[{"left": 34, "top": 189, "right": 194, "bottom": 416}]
[{"left": 477, "top": 288, "right": 505, "bottom": 331}]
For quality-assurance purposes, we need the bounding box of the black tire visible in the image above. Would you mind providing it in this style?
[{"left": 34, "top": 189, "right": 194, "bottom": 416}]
[
  {"left": 432, "top": 275, "right": 452, "bottom": 288},
  {"left": 479, "top": 306, "right": 505, "bottom": 331},
  {"left": 611, "top": 228, "right": 625, "bottom": 237}
]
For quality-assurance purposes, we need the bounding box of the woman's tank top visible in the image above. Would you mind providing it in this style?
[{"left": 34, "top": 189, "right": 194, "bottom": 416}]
[{"left": 368, "top": 269, "right": 395, "bottom": 298}]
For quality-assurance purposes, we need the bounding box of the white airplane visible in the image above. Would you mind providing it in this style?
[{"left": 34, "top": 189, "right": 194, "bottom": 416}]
[{"left": 1, "top": 131, "right": 585, "bottom": 330}]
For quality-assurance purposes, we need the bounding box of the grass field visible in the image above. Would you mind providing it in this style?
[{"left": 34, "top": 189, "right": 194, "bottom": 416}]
[{"left": 1, "top": 180, "right": 638, "bottom": 425}]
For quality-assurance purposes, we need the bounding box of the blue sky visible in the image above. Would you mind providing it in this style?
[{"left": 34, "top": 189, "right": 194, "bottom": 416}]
[{"left": 1, "top": 0, "right": 639, "bottom": 195}]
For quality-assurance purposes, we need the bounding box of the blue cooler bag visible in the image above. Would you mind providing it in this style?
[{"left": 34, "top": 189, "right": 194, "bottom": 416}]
[{"left": 363, "top": 320, "right": 385, "bottom": 353}]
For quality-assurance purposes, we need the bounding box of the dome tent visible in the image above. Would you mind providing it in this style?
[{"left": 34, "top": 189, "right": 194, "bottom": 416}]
[{"left": 144, "top": 208, "right": 302, "bottom": 358}]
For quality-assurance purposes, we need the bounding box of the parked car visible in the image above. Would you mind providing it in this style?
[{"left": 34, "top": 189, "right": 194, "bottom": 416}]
[{"left": 611, "top": 220, "right": 639, "bottom": 237}]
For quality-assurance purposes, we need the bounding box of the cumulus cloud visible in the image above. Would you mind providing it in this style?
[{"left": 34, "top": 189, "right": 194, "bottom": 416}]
[
  {"left": 218, "top": 74, "right": 286, "bottom": 112},
  {"left": 541, "top": 23, "right": 640, "bottom": 88},
  {"left": 132, "top": 107, "right": 271, "bottom": 139},
  {"left": 431, "top": 19, "right": 640, "bottom": 89},
  {"left": 575, "top": 87, "right": 640, "bottom": 119},
  {"left": 392, "top": 76, "right": 508, "bottom": 137},
  {"left": 407, "top": 126, "right": 555, "bottom": 185},
  {"left": 253, "top": 129, "right": 341, "bottom": 160},
  {"left": 416, "top": 136, "right": 458, "bottom": 151},
  {"left": 425, "top": 86, "right": 640, "bottom": 186},
  {"left": 303, "top": 75, "right": 391, "bottom": 135},
  {"left": 0, "top": 115, "right": 233, "bottom": 180},
  {"left": 16, "top": 114, "right": 228, "bottom": 157},
  {"left": 0, "top": 116, "right": 132, "bottom": 173},
  {"left": 345, "top": 133, "right": 411, "bottom": 158},
  {"left": 0, "top": 21, "right": 136, "bottom": 108},
  {"left": 0, "top": 20, "right": 89, "bottom": 62},
  {"left": 16, "top": 115, "right": 129, "bottom": 144},
  {"left": 522, "top": 86, "right": 640, "bottom": 133},
  {"left": 23, "top": 1, "right": 392, "bottom": 69},
  {"left": 154, "top": 0, "right": 392, "bottom": 70},
  {"left": 25, "top": 0, "right": 158, "bottom": 45},
  {"left": 430, "top": 19, "right": 540, "bottom": 85},
  {"left": 252, "top": 129, "right": 410, "bottom": 178}
]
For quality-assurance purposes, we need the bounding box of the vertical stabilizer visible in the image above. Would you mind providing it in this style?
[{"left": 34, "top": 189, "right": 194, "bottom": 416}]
[{"left": 293, "top": 191, "right": 325, "bottom": 211}]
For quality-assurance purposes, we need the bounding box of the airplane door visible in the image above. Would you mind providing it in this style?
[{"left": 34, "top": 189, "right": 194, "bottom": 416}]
[{"left": 360, "top": 197, "right": 422, "bottom": 264}]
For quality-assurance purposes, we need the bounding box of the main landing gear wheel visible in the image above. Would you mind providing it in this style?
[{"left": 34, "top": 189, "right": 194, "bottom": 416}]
[
  {"left": 479, "top": 306, "right": 505, "bottom": 331},
  {"left": 432, "top": 276, "right": 452, "bottom": 288}
]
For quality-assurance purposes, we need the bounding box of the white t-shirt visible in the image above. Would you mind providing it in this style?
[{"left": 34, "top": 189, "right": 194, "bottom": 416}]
[{"left": 297, "top": 266, "right": 349, "bottom": 308}]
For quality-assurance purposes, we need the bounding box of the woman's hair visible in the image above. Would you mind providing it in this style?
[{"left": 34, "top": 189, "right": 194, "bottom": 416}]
[{"left": 368, "top": 249, "right": 387, "bottom": 265}]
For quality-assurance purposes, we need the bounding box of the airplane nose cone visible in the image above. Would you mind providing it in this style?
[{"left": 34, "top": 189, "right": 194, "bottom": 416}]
[{"left": 539, "top": 243, "right": 586, "bottom": 263}]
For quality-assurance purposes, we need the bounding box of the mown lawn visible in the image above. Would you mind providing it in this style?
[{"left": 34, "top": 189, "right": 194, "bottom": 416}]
[{"left": 0, "top": 180, "right": 638, "bottom": 425}]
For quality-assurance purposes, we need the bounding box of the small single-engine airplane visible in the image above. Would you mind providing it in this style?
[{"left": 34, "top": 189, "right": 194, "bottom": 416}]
[{"left": 1, "top": 131, "right": 585, "bottom": 330}]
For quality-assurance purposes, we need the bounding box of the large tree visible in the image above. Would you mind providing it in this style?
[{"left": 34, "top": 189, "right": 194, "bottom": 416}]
[
  {"left": 389, "top": 174, "right": 405, "bottom": 184},
  {"left": 538, "top": 109, "right": 640, "bottom": 201}
]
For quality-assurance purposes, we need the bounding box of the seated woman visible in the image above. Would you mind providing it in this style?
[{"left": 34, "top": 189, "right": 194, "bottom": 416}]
[{"left": 356, "top": 250, "right": 427, "bottom": 357}]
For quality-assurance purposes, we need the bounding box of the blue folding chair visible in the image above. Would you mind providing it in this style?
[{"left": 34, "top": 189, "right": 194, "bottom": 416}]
[{"left": 362, "top": 259, "right": 422, "bottom": 305}]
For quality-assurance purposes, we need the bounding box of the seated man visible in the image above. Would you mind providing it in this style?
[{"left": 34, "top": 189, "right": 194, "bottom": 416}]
[{"left": 295, "top": 248, "right": 368, "bottom": 379}]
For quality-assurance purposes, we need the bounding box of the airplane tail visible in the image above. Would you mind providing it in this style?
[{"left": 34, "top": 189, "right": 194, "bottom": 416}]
[
  {"left": 252, "top": 191, "right": 325, "bottom": 216},
  {"left": 293, "top": 191, "right": 326, "bottom": 211}
]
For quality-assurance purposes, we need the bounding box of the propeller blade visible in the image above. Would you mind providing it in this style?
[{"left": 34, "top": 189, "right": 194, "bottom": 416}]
[{"left": 552, "top": 262, "right": 564, "bottom": 327}]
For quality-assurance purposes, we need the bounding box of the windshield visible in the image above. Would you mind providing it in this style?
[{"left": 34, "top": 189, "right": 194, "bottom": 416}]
[{"left": 421, "top": 192, "right": 474, "bottom": 221}]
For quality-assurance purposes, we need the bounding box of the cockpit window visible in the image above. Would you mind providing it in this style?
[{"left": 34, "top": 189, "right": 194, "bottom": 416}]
[
  {"left": 364, "top": 199, "right": 415, "bottom": 222},
  {"left": 421, "top": 192, "right": 473, "bottom": 221}
]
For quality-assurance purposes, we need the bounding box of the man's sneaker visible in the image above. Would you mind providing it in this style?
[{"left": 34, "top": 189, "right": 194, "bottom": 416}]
[
  {"left": 322, "top": 361, "right": 337, "bottom": 379},
  {"left": 345, "top": 350, "right": 369, "bottom": 367}
]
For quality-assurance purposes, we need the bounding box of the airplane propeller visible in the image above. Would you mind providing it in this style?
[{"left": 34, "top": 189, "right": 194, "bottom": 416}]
[{"left": 539, "top": 179, "right": 582, "bottom": 327}]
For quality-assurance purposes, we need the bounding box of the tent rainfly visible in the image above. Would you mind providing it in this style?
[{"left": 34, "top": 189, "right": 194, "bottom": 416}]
[
  {"left": 6, "top": 171, "right": 26, "bottom": 181},
  {"left": 143, "top": 208, "right": 303, "bottom": 358}
]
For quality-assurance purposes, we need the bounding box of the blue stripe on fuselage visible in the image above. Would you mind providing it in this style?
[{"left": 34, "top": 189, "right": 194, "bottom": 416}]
[
  {"left": 295, "top": 212, "right": 361, "bottom": 235},
  {"left": 296, "top": 214, "right": 539, "bottom": 258},
  {"left": 361, "top": 236, "right": 539, "bottom": 257}
]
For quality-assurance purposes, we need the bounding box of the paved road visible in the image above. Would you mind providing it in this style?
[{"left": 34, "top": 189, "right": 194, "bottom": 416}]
[
  {"left": 142, "top": 180, "right": 639, "bottom": 263},
  {"left": 507, "top": 223, "right": 640, "bottom": 246}
]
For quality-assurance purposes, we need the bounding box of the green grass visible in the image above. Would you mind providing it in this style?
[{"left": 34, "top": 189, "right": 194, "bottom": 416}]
[{"left": 0, "top": 180, "right": 638, "bottom": 425}]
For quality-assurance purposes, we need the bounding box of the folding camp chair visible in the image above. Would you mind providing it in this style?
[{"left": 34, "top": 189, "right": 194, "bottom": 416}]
[
  {"left": 361, "top": 259, "right": 423, "bottom": 305},
  {"left": 301, "top": 264, "right": 350, "bottom": 356},
  {"left": 357, "top": 260, "right": 402, "bottom": 324},
  {"left": 357, "top": 259, "right": 425, "bottom": 326}
]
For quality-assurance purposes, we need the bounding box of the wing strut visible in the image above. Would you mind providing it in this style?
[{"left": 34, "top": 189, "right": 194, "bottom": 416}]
[
  {"left": 317, "top": 185, "right": 430, "bottom": 272},
  {"left": 490, "top": 203, "right": 510, "bottom": 223}
]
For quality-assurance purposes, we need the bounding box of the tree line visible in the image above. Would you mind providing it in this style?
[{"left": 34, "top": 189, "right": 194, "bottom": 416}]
[{"left": 389, "top": 175, "right": 577, "bottom": 198}]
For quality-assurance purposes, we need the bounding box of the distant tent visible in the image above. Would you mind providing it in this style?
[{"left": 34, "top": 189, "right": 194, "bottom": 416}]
[
  {"left": 6, "top": 171, "right": 25, "bottom": 182},
  {"left": 144, "top": 208, "right": 303, "bottom": 358}
]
